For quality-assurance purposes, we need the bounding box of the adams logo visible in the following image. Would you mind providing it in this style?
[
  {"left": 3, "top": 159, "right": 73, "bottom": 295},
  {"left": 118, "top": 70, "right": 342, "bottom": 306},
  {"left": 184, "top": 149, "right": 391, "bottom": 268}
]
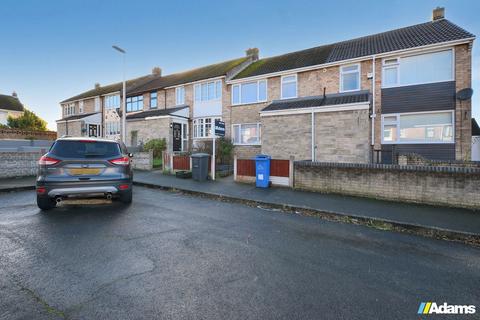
[{"left": 418, "top": 302, "right": 476, "bottom": 315}]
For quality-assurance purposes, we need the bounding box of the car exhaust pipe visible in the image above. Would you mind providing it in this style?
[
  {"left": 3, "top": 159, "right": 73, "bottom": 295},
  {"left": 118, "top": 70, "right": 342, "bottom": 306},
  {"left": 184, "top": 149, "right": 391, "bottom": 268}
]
[
  {"left": 106, "top": 193, "right": 113, "bottom": 200},
  {"left": 55, "top": 196, "right": 62, "bottom": 204}
]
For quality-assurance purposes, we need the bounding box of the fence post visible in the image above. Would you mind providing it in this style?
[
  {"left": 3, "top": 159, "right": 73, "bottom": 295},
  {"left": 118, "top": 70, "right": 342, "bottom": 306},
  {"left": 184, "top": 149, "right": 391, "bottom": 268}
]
[
  {"left": 289, "top": 156, "right": 295, "bottom": 188},
  {"left": 148, "top": 150, "right": 153, "bottom": 170},
  {"left": 170, "top": 153, "right": 174, "bottom": 173},
  {"left": 189, "top": 156, "right": 192, "bottom": 171},
  {"left": 233, "top": 154, "right": 237, "bottom": 182}
]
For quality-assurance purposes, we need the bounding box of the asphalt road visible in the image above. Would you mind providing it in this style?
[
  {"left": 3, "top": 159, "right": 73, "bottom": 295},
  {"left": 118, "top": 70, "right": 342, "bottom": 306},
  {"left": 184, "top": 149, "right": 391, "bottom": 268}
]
[{"left": 0, "top": 187, "right": 479, "bottom": 320}]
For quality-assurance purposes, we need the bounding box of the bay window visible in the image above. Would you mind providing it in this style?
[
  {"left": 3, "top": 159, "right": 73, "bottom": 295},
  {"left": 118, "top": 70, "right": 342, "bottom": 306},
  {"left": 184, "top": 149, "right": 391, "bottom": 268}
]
[
  {"left": 64, "top": 103, "right": 75, "bottom": 116},
  {"left": 232, "top": 80, "right": 267, "bottom": 105},
  {"left": 126, "top": 95, "right": 143, "bottom": 112},
  {"left": 382, "top": 50, "right": 453, "bottom": 88},
  {"left": 281, "top": 75, "right": 297, "bottom": 99},
  {"left": 193, "top": 117, "right": 222, "bottom": 138},
  {"left": 340, "top": 64, "right": 360, "bottom": 92},
  {"left": 105, "top": 94, "right": 120, "bottom": 109},
  {"left": 232, "top": 123, "right": 261, "bottom": 145},
  {"left": 194, "top": 80, "right": 222, "bottom": 102},
  {"left": 176, "top": 86, "right": 185, "bottom": 105},
  {"left": 382, "top": 111, "right": 454, "bottom": 144}
]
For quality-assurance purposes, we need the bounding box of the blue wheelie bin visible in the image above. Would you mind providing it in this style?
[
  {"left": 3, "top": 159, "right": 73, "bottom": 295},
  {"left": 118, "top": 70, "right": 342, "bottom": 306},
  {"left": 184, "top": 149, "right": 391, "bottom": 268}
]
[{"left": 255, "top": 154, "right": 271, "bottom": 188}]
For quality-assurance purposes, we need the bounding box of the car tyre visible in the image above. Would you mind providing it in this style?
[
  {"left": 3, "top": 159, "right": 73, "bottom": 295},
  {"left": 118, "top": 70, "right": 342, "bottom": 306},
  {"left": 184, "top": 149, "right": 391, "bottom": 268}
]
[
  {"left": 37, "top": 195, "right": 55, "bottom": 210},
  {"left": 119, "top": 190, "right": 132, "bottom": 204}
]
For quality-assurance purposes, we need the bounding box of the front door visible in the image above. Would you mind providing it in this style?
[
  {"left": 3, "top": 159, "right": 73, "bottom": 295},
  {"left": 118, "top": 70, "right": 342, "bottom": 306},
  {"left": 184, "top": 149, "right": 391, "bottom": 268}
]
[
  {"left": 173, "top": 123, "right": 182, "bottom": 152},
  {"left": 88, "top": 124, "right": 99, "bottom": 137}
]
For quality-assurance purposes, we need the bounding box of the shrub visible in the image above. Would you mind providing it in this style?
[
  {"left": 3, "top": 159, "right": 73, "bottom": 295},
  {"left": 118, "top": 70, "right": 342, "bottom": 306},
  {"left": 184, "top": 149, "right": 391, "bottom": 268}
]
[
  {"left": 217, "top": 137, "right": 234, "bottom": 164},
  {"left": 143, "top": 138, "right": 166, "bottom": 158}
]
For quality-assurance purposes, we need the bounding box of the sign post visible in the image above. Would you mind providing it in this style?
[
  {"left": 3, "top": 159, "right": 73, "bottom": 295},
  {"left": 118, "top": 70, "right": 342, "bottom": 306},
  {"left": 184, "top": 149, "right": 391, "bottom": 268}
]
[{"left": 212, "top": 120, "right": 225, "bottom": 181}]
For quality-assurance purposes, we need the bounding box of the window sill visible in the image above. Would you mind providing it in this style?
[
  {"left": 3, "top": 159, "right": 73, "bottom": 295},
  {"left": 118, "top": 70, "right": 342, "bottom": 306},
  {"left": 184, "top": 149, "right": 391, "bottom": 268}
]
[
  {"left": 381, "top": 141, "right": 454, "bottom": 145},
  {"left": 233, "top": 143, "right": 261, "bottom": 146},
  {"left": 339, "top": 88, "right": 361, "bottom": 93},
  {"left": 231, "top": 101, "right": 268, "bottom": 107},
  {"left": 381, "top": 79, "right": 455, "bottom": 89}
]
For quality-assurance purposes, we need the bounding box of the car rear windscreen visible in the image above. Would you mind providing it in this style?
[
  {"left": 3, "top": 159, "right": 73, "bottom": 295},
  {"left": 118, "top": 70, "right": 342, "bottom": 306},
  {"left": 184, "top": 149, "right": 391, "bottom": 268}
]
[{"left": 50, "top": 140, "right": 121, "bottom": 159}]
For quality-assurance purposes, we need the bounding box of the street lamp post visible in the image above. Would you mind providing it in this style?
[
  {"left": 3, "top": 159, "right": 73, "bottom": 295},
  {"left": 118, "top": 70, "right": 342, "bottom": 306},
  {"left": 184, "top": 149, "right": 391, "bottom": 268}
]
[{"left": 112, "top": 45, "right": 126, "bottom": 143}]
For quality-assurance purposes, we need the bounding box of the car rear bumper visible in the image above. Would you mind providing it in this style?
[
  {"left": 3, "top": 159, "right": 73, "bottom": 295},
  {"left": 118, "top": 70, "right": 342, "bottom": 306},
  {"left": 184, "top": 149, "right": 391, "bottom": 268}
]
[{"left": 37, "top": 180, "right": 132, "bottom": 198}]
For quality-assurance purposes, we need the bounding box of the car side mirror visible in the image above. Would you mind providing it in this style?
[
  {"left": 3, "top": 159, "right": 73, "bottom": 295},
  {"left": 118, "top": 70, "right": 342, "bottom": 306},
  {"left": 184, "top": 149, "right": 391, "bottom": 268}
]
[{"left": 128, "top": 153, "right": 134, "bottom": 158}]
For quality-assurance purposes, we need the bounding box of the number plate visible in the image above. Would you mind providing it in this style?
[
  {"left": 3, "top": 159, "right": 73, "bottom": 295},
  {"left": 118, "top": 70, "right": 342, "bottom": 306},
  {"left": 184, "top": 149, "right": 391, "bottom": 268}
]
[{"left": 69, "top": 168, "right": 101, "bottom": 175}]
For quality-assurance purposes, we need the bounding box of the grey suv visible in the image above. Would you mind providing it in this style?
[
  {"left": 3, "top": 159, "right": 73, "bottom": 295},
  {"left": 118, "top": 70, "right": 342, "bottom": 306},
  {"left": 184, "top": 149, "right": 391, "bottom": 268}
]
[{"left": 36, "top": 137, "right": 133, "bottom": 210}]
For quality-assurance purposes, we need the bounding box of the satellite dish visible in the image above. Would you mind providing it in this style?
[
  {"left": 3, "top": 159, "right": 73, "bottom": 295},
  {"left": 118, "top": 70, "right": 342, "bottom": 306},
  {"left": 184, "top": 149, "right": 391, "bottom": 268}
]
[{"left": 457, "top": 88, "right": 473, "bottom": 101}]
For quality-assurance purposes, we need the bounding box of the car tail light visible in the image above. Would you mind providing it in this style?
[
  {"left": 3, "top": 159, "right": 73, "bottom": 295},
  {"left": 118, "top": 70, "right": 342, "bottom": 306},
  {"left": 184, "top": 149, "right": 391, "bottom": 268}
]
[
  {"left": 109, "top": 156, "right": 130, "bottom": 166},
  {"left": 119, "top": 184, "right": 129, "bottom": 190},
  {"left": 38, "top": 155, "right": 61, "bottom": 166},
  {"left": 36, "top": 187, "right": 46, "bottom": 194}
]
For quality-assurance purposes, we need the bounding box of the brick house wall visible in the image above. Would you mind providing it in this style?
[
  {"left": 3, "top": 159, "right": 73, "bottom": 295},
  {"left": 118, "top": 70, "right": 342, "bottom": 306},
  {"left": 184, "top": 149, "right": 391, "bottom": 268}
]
[
  {"left": 455, "top": 43, "right": 472, "bottom": 160},
  {"left": 126, "top": 117, "right": 171, "bottom": 150}
]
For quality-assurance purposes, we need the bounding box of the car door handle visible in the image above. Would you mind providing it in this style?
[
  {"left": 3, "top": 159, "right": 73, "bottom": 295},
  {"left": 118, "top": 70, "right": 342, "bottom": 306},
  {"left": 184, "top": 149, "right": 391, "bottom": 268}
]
[{"left": 78, "top": 177, "right": 91, "bottom": 181}]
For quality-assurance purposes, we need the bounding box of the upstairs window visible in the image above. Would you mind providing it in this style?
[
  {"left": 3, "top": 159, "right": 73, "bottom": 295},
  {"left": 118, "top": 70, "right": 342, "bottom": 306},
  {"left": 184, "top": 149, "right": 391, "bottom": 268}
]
[
  {"left": 64, "top": 103, "right": 75, "bottom": 116},
  {"left": 281, "top": 75, "right": 297, "bottom": 99},
  {"left": 340, "top": 64, "right": 360, "bottom": 92},
  {"left": 105, "top": 94, "right": 120, "bottom": 109},
  {"left": 176, "top": 86, "right": 185, "bottom": 105},
  {"left": 150, "top": 92, "right": 158, "bottom": 109},
  {"left": 94, "top": 97, "right": 100, "bottom": 112},
  {"left": 194, "top": 80, "right": 222, "bottom": 102},
  {"left": 382, "top": 50, "right": 453, "bottom": 87},
  {"left": 126, "top": 95, "right": 143, "bottom": 112},
  {"left": 232, "top": 80, "right": 267, "bottom": 105},
  {"left": 79, "top": 100, "right": 84, "bottom": 113}
]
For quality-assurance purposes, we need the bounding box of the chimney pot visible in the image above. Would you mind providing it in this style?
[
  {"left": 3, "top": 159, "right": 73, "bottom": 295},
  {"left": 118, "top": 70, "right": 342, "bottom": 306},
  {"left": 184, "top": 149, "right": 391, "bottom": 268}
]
[
  {"left": 152, "top": 67, "right": 162, "bottom": 76},
  {"left": 94, "top": 83, "right": 101, "bottom": 89},
  {"left": 432, "top": 7, "right": 445, "bottom": 21},
  {"left": 246, "top": 48, "right": 259, "bottom": 61},
  {"left": 11, "top": 91, "right": 18, "bottom": 99}
]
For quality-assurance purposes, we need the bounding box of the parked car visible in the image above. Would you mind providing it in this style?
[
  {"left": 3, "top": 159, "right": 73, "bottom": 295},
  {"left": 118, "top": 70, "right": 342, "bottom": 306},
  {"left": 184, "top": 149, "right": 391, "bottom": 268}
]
[{"left": 36, "top": 137, "right": 133, "bottom": 210}]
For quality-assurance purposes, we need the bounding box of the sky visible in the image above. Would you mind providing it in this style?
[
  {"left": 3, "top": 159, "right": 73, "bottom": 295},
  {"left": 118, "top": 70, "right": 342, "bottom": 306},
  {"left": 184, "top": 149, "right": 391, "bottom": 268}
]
[{"left": 1, "top": 0, "right": 479, "bottom": 130}]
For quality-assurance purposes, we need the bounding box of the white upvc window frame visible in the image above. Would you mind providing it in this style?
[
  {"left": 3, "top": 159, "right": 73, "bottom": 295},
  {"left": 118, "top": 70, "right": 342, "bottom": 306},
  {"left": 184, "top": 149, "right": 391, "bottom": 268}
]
[
  {"left": 65, "top": 103, "right": 75, "bottom": 116},
  {"left": 340, "top": 63, "right": 361, "bottom": 93},
  {"left": 381, "top": 110, "right": 455, "bottom": 144},
  {"left": 104, "top": 94, "right": 120, "bottom": 109},
  {"left": 79, "top": 100, "right": 84, "bottom": 113},
  {"left": 231, "top": 79, "right": 268, "bottom": 106},
  {"left": 150, "top": 91, "right": 158, "bottom": 109},
  {"left": 232, "top": 123, "right": 262, "bottom": 145},
  {"left": 194, "top": 80, "right": 222, "bottom": 103},
  {"left": 381, "top": 48, "right": 455, "bottom": 89},
  {"left": 193, "top": 116, "right": 222, "bottom": 139},
  {"left": 280, "top": 74, "right": 297, "bottom": 99},
  {"left": 176, "top": 86, "right": 185, "bottom": 105},
  {"left": 94, "top": 97, "right": 100, "bottom": 112}
]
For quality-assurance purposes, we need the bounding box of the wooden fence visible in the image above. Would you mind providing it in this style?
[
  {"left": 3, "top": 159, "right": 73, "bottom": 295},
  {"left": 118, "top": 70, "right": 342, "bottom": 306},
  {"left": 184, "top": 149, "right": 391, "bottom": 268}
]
[{"left": 234, "top": 156, "right": 293, "bottom": 186}]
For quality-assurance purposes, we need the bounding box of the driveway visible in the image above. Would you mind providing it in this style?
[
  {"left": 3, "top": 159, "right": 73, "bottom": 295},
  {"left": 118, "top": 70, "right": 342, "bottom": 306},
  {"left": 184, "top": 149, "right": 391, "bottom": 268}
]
[{"left": 0, "top": 187, "right": 479, "bottom": 319}]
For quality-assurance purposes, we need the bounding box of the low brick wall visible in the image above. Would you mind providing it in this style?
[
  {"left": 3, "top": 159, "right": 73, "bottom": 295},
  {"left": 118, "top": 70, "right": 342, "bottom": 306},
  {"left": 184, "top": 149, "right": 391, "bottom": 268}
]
[
  {"left": 398, "top": 153, "right": 480, "bottom": 168},
  {"left": 0, "top": 152, "right": 42, "bottom": 178},
  {"left": 294, "top": 161, "right": 480, "bottom": 210},
  {"left": 131, "top": 151, "right": 153, "bottom": 171},
  {"left": 0, "top": 128, "right": 57, "bottom": 140}
]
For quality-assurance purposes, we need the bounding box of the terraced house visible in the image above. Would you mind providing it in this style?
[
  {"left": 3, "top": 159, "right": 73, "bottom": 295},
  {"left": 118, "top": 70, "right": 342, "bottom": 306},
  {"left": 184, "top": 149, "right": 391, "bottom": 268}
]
[
  {"left": 225, "top": 7, "right": 475, "bottom": 163},
  {"left": 58, "top": 8, "right": 475, "bottom": 163},
  {"left": 123, "top": 50, "right": 257, "bottom": 152}
]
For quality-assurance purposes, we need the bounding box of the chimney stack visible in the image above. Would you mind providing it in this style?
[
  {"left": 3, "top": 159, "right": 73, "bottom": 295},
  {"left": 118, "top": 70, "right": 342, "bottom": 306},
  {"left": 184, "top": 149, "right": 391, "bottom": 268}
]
[
  {"left": 432, "top": 7, "right": 445, "bottom": 21},
  {"left": 246, "top": 48, "right": 259, "bottom": 61},
  {"left": 94, "top": 83, "right": 101, "bottom": 89},
  {"left": 152, "top": 67, "right": 162, "bottom": 76},
  {"left": 11, "top": 91, "right": 18, "bottom": 99}
]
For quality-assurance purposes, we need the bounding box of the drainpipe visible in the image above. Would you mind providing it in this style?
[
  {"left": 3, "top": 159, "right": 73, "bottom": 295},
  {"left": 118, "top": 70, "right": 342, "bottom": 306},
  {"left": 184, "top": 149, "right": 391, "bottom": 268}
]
[
  {"left": 311, "top": 108, "right": 315, "bottom": 161},
  {"left": 371, "top": 55, "right": 377, "bottom": 148}
]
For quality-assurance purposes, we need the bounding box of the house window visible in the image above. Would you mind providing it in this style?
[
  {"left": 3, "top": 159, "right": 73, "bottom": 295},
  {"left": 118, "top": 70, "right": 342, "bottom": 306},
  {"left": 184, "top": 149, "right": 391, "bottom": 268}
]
[
  {"left": 106, "top": 121, "right": 120, "bottom": 135},
  {"left": 382, "top": 50, "right": 453, "bottom": 88},
  {"left": 126, "top": 95, "right": 143, "bottom": 112},
  {"left": 150, "top": 92, "right": 158, "bottom": 108},
  {"left": 182, "top": 123, "right": 188, "bottom": 151},
  {"left": 176, "top": 86, "right": 185, "bottom": 105},
  {"left": 194, "top": 80, "right": 222, "bottom": 102},
  {"left": 281, "top": 75, "right": 297, "bottom": 99},
  {"left": 65, "top": 103, "right": 75, "bottom": 116},
  {"left": 105, "top": 94, "right": 120, "bottom": 109},
  {"left": 94, "top": 97, "right": 100, "bottom": 112},
  {"left": 79, "top": 101, "right": 84, "bottom": 113},
  {"left": 340, "top": 64, "right": 360, "bottom": 92},
  {"left": 382, "top": 111, "right": 454, "bottom": 144},
  {"left": 193, "top": 117, "right": 221, "bottom": 138},
  {"left": 232, "top": 80, "right": 267, "bottom": 105},
  {"left": 232, "top": 123, "right": 261, "bottom": 145}
]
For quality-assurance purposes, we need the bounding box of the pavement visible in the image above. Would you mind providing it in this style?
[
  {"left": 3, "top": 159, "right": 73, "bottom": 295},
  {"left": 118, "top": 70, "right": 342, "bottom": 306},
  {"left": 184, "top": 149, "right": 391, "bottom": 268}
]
[
  {"left": 0, "top": 186, "right": 479, "bottom": 319},
  {"left": 133, "top": 171, "right": 480, "bottom": 237}
]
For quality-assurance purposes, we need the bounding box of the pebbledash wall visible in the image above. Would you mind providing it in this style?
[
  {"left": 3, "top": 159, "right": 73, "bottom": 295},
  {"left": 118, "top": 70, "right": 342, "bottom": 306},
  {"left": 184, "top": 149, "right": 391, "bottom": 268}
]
[
  {"left": 294, "top": 161, "right": 480, "bottom": 209},
  {"left": 0, "top": 152, "right": 42, "bottom": 178},
  {"left": 131, "top": 150, "right": 153, "bottom": 170}
]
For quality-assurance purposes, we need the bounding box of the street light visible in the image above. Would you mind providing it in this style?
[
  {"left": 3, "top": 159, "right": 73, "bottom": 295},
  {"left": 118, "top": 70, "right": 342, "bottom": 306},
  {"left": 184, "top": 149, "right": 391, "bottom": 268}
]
[{"left": 112, "top": 45, "right": 126, "bottom": 143}]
